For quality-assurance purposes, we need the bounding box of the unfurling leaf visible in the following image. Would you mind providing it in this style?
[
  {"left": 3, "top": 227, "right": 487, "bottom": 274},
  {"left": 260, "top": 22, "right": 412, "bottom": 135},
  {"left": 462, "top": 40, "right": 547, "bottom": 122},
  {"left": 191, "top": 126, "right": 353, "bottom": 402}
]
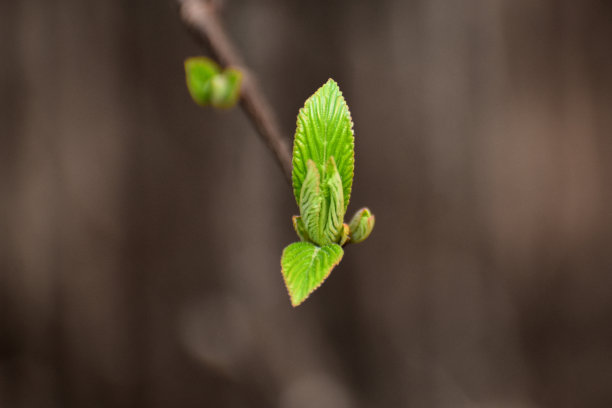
[
  {"left": 299, "top": 160, "right": 323, "bottom": 244},
  {"left": 281, "top": 242, "right": 343, "bottom": 307},
  {"left": 323, "top": 156, "right": 345, "bottom": 243},
  {"left": 298, "top": 157, "right": 345, "bottom": 247},
  {"left": 348, "top": 207, "right": 375, "bottom": 243}
]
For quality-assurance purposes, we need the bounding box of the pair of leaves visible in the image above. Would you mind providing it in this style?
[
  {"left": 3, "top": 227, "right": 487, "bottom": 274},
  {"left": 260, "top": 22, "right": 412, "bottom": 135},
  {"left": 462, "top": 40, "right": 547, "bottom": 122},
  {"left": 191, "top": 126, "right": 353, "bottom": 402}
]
[
  {"left": 184, "top": 57, "right": 242, "bottom": 108},
  {"left": 282, "top": 79, "right": 375, "bottom": 307}
]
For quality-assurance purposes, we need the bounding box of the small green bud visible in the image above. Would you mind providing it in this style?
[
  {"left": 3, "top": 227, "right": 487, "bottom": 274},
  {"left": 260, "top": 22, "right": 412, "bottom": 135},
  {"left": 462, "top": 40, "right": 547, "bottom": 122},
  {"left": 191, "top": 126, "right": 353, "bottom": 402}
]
[{"left": 348, "top": 207, "right": 375, "bottom": 243}]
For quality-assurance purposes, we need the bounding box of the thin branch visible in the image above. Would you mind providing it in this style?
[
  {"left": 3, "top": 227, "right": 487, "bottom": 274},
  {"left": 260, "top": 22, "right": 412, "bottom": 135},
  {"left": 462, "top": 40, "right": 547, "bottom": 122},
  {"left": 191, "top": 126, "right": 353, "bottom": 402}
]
[{"left": 177, "top": 0, "right": 293, "bottom": 184}]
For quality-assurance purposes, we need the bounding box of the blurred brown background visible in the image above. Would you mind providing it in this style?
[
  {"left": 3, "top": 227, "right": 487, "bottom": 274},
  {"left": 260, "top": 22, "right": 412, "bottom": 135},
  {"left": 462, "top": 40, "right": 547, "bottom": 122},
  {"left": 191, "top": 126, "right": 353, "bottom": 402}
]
[{"left": 2, "top": 0, "right": 612, "bottom": 407}]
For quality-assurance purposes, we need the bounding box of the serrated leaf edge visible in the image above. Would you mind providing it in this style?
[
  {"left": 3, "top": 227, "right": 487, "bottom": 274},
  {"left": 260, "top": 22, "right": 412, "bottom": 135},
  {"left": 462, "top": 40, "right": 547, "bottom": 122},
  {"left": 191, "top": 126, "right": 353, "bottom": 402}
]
[
  {"left": 291, "top": 78, "right": 355, "bottom": 212},
  {"left": 280, "top": 243, "right": 344, "bottom": 307}
]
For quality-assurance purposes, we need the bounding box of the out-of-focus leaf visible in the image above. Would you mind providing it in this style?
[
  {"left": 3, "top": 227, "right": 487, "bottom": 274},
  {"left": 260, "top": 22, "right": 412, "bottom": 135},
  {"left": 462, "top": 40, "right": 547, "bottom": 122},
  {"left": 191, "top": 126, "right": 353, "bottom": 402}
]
[{"left": 184, "top": 57, "right": 220, "bottom": 106}]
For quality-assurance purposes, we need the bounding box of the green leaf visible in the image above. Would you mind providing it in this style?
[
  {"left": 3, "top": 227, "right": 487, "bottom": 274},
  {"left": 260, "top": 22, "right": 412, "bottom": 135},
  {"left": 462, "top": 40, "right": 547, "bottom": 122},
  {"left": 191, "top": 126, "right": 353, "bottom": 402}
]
[
  {"left": 292, "top": 79, "right": 354, "bottom": 213},
  {"left": 281, "top": 242, "right": 344, "bottom": 307},
  {"left": 348, "top": 207, "right": 375, "bottom": 243},
  {"left": 184, "top": 57, "right": 220, "bottom": 106}
]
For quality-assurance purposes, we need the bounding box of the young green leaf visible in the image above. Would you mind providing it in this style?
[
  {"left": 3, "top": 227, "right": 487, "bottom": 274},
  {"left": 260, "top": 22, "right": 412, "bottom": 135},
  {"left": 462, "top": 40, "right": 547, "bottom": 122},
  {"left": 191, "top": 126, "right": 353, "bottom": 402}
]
[
  {"left": 184, "top": 57, "right": 220, "bottom": 106},
  {"left": 281, "top": 242, "right": 344, "bottom": 307},
  {"left": 323, "top": 156, "right": 345, "bottom": 243},
  {"left": 299, "top": 160, "right": 324, "bottom": 244},
  {"left": 292, "top": 79, "right": 354, "bottom": 212}
]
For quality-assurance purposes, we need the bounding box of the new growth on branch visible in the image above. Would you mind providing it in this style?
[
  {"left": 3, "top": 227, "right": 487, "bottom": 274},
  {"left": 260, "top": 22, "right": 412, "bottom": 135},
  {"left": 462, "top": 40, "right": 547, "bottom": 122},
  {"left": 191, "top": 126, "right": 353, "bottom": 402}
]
[{"left": 180, "top": 1, "right": 374, "bottom": 307}]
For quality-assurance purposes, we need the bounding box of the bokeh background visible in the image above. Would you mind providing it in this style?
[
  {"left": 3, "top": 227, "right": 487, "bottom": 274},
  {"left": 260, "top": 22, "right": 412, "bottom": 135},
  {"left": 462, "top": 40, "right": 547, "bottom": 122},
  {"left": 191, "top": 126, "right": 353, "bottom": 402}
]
[{"left": 2, "top": 0, "right": 612, "bottom": 407}]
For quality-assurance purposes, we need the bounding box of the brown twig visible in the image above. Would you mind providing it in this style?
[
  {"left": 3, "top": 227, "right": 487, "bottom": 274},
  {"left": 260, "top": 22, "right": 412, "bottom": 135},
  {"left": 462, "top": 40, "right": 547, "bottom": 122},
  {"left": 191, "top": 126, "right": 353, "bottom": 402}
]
[{"left": 177, "top": 0, "right": 292, "bottom": 184}]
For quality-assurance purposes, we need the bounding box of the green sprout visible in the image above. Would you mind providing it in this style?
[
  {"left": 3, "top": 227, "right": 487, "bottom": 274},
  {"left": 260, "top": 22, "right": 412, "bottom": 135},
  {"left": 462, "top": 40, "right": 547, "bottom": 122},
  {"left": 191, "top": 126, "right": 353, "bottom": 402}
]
[
  {"left": 281, "top": 79, "right": 375, "bottom": 306},
  {"left": 184, "top": 57, "right": 242, "bottom": 108}
]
